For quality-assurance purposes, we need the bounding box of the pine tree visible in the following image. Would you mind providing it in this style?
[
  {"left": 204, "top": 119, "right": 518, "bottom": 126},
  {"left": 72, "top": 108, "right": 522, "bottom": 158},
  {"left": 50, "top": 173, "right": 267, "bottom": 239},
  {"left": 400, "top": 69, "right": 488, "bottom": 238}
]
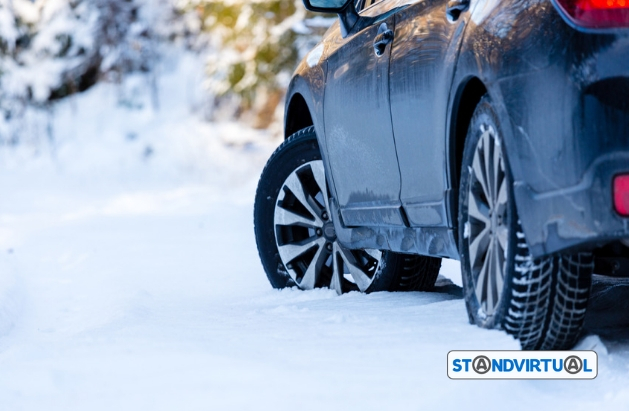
[
  {"left": 176, "top": 0, "right": 333, "bottom": 128},
  {"left": 0, "top": 0, "right": 175, "bottom": 143}
]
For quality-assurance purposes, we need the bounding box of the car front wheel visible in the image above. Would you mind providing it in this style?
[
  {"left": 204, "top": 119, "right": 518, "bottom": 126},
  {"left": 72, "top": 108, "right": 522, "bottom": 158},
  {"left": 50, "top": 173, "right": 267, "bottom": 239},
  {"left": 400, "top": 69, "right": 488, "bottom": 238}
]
[{"left": 254, "top": 126, "right": 441, "bottom": 294}]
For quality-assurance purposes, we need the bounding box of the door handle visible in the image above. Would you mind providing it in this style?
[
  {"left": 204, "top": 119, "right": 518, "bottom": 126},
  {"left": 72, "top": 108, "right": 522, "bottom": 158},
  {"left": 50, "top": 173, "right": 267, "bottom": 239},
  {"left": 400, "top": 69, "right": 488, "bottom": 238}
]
[
  {"left": 446, "top": 0, "right": 470, "bottom": 21},
  {"left": 373, "top": 23, "right": 394, "bottom": 57}
]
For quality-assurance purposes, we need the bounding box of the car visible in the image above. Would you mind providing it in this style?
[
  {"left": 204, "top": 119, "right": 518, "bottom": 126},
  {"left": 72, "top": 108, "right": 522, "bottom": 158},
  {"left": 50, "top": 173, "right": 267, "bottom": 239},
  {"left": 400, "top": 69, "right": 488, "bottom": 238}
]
[{"left": 253, "top": 0, "right": 629, "bottom": 350}]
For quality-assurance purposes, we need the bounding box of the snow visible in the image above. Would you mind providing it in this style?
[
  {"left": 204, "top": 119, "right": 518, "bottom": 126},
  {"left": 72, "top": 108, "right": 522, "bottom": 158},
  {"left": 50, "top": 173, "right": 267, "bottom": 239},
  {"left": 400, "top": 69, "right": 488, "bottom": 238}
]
[{"left": 2, "top": 51, "right": 629, "bottom": 411}]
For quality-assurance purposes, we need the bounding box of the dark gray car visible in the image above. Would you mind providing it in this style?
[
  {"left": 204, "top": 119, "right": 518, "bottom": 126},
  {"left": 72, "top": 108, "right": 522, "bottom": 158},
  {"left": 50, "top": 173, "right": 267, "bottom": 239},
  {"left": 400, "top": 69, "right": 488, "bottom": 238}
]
[{"left": 254, "top": 0, "right": 629, "bottom": 350}]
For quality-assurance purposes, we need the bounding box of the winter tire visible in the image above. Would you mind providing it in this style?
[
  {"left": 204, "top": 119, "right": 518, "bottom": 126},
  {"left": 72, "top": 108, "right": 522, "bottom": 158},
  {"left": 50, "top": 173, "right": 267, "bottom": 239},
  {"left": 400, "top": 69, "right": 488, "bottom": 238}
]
[
  {"left": 458, "top": 97, "right": 594, "bottom": 350},
  {"left": 254, "top": 126, "right": 441, "bottom": 294}
]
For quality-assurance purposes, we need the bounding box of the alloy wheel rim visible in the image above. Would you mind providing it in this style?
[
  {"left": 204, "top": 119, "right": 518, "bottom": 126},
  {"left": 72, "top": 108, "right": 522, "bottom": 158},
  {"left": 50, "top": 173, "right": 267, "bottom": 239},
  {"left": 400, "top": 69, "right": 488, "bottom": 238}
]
[
  {"left": 466, "top": 124, "right": 509, "bottom": 316},
  {"left": 274, "top": 160, "right": 382, "bottom": 294}
]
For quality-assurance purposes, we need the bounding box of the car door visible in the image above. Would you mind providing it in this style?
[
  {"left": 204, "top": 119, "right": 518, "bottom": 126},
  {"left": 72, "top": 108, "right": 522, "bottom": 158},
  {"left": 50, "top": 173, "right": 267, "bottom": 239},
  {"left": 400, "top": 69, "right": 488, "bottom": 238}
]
[
  {"left": 323, "top": 1, "right": 405, "bottom": 227},
  {"left": 388, "top": 0, "right": 469, "bottom": 227}
]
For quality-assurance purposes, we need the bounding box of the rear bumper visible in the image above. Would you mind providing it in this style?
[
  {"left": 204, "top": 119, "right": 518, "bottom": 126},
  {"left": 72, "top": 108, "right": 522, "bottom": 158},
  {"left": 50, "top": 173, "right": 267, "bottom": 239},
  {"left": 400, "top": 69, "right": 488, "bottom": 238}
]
[
  {"left": 505, "top": 28, "right": 629, "bottom": 257},
  {"left": 514, "top": 152, "right": 629, "bottom": 257}
]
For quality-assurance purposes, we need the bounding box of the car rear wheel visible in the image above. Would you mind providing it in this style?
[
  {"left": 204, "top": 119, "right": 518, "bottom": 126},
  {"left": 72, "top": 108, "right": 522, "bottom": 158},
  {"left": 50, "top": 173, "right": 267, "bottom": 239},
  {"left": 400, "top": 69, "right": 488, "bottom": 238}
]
[
  {"left": 458, "top": 97, "right": 594, "bottom": 350},
  {"left": 254, "top": 126, "right": 441, "bottom": 294}
]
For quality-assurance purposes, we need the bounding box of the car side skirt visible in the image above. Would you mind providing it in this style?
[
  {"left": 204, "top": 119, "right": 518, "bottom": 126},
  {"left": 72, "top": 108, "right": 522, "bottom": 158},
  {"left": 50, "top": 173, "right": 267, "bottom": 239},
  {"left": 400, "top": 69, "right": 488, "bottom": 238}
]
[{"left": 330, "top": 199, "right": 460, "bottom": 259}]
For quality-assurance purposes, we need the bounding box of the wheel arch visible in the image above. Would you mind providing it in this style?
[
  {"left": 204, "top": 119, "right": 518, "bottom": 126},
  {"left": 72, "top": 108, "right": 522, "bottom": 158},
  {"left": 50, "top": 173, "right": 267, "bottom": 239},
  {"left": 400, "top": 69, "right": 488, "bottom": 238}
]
[
  {"left": 283, "top": 68, "right": 340, "bottom": 202},
  {"left": 448, "top": 76, "right": 488, "bottom": 230},
  {"left": 284, "top": 92, "right": 314, "bottom": 139}
]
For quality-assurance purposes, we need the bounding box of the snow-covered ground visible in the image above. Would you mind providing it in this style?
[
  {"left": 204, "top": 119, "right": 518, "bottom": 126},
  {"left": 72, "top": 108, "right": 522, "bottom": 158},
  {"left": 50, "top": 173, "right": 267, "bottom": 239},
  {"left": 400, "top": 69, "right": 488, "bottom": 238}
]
[{"left": 2, "top": 53, "right": 629, "bottom": 410}]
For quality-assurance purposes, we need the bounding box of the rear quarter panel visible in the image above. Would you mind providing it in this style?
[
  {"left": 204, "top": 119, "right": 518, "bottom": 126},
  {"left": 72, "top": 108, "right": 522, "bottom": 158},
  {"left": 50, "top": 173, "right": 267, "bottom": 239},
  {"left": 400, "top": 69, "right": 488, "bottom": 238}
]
[{"left": 455, "top": 0, "right": 629, "bottom": 255}]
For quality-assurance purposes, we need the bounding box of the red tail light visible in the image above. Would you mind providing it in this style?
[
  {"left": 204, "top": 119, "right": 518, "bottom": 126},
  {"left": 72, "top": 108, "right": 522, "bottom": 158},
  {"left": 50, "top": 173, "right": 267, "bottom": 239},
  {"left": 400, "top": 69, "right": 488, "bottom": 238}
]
[
  {"left": 614, "top": 174, "right": 629, "bottom": 216},
  {"left": 555, "top": 0, "right": 629, "bottom": 29}
]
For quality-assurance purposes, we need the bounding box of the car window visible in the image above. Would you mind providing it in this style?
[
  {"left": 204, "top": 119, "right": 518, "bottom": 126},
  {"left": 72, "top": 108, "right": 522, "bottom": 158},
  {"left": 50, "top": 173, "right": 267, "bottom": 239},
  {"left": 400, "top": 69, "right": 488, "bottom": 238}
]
[
  {"left": 357, "top": 0, "right": 385, "bottom": 12},
  {"left": 357, "top": 0, "right": 410, "bottom": 15}
]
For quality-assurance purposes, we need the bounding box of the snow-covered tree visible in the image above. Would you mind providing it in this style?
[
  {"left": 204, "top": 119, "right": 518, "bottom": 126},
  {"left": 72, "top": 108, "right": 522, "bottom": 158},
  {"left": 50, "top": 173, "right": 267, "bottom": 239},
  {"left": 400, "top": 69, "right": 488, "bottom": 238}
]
[
  {"left": 176, "top": 0, "right": 333, "bottom": 128},
  {"left": 0, "top": 0, "right": 333, "bottom": 145},
  {"left": 0, "top": 0, "right": 176, "bottom": 144}
]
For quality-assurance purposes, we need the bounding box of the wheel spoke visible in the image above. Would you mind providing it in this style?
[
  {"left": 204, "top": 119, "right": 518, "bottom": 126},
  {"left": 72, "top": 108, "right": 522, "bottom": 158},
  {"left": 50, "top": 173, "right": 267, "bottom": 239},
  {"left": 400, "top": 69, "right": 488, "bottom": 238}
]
[
  {"left": 310, "top": 161, "right": 330, "bottom": 213},
  {"left": 330, "top": 243, "right": 343, "bottom": 295},
  {"left": 493, "top": 238, "right": 504, "bottom": 302},
  {"left": 339, "top": 247, "right": 372, "bottom": 292},
  {"left": 364, "top": 248, "right": 382, "bottom": 261},
  {"left": 469, "top": 226, "right": 490, "bottom": 270},
  {"left": 468, "top": 189, "right": 490, "bottom": 226},
  {"left": 283, "top": 172, "right": 323, "bottom": 226},
  {"left": 275, "top": 206, "right": 320, "bottom": 228},
  {"left": 483, "top": 131, "right": 495, "bottom": 202},
  {"left": 492, "top": 136, "right": 502, "bottom": 204},
  {"left": 472, "top": 145, "right": 490, "bottom": 202},
  {"left": 277, "top": 236, "right": 323, "bottom": 263},
  {"left": 496, "top": 225, "right": 509, "bottom": 257},
  {"left": 495, "top": 173, "right": 508, "bottom": 211},
  {"left": 485, "top": 243, "right": 495, "bottom": 314},
  {"left": 475, "top": 243, "right": 491, "bottom": 307},
  {"left": 300, "top": 241, "right": 327, "bottom": 289}
]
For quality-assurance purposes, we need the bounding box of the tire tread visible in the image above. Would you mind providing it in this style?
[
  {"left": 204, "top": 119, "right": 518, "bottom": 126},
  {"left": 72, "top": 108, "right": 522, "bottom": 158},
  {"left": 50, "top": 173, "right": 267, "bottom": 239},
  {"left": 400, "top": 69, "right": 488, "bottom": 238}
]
[
  {"left": 393, "top": 256, "right": 441, "bottom": 291},
  {"left": 504, "top": 224, "right": 593, "bottom": 350}
]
